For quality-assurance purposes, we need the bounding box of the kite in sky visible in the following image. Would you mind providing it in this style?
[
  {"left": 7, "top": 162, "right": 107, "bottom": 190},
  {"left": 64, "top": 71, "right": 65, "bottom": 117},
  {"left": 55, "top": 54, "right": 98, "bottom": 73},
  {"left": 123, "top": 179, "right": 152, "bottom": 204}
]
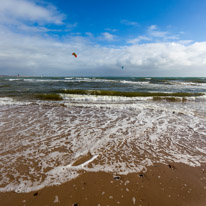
[{"left": 72, "top": 52, "right": 77, "bottom": 58}]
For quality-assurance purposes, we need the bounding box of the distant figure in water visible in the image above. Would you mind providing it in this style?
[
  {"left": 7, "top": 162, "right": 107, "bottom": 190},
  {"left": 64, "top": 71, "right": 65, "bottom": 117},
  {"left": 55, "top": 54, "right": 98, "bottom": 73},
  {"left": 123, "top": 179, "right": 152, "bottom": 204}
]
[{"left": 122, "top": 66, "right": 124, "bottom": 70}]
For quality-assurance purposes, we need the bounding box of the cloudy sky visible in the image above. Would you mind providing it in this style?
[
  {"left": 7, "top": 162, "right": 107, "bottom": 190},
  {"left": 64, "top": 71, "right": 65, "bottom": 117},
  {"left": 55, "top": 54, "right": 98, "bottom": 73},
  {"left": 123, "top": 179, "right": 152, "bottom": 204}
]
[{"left": 0, "top": 0, "right": 206, "bottom": 77}]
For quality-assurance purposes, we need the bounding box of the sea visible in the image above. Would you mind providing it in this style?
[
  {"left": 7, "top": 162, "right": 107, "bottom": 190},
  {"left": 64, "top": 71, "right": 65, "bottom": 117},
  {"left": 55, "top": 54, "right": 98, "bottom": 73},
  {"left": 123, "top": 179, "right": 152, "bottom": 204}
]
[{"left": 0, "top": 76, "right": 206, "bottom": 193}]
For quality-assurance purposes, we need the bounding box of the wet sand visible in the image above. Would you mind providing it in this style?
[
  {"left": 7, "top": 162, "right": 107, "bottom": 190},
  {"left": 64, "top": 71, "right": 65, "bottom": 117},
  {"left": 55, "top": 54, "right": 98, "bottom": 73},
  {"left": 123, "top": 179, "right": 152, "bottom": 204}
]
[{"left": 1, "top": 163, "right": 206, "bottom": 206}]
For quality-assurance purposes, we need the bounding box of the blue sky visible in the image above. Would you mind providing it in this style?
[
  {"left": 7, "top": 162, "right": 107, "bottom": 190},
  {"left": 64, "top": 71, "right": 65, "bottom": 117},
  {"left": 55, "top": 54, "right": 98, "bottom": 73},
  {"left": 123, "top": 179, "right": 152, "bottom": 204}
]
[
  {"left": 44, "top": 0, "right": 206, "bottom": 40},
  {"left": 0, "top": 0, "right": 206, "bottom": 76}
]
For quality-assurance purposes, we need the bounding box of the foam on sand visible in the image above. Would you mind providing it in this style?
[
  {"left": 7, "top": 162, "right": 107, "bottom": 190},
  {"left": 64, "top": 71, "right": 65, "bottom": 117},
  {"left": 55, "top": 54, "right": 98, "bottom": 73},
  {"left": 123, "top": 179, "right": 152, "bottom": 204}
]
[{"left": 0, "top": 100, "right": 206, "bottom": 192}]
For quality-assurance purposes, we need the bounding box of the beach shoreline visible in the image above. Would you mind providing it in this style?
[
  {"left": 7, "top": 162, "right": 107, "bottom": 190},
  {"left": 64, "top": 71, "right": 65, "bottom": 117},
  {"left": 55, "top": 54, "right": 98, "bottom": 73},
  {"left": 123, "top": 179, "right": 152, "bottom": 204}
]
[
  {"left": 1, "top": 76, "right": 206, "bottom": 205},
  {"left": 1, "top": 163, "right": 206, "bottom": 206}
]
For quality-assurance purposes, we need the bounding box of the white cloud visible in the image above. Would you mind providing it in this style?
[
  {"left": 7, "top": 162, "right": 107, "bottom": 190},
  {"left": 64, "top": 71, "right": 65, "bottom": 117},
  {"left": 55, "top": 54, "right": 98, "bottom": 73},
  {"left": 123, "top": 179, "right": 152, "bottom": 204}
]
[
  {"left": 121, "top": 20, "right": 139, "bottom": 27},
  {"left": 148, "top": 25, "right": 168, "bottom": 38},
  {"left": 99, "top": 32, "right": 117, "bottom": 41},
  {"left": 145, "top": 25, "right": 181, "bottom": 42},
  {"left": 17, "top": 24, "right": 61, "bottom": 33},
  {"left": 0, "top": 0, "right": 65, "bottom": 25},
  {"left": 105, "top": 28, "right": 118, "bottom": 32},
  {"left": 177, "top": 40, "right": 193, "bottom": 45},
  {"left": 148, "top": 25, "right": 157, "bottom": 30},
  {"left": 85, "top": 32, "right": 93, "bottom": 38},
  {"left": 1, "top": 27, "right": 206, "bottom": 77},
  {"left": 127, "top": 25, "right": 180, "bottom": 45},
  {"left": 65, "top": 23, "right": 78, "bottom": 31},
  {"left": 149, "top": 30, "right": 168, "bottom": 38},
  {"left": 127, "top": 36, "right": 151, "bottom": 44}
]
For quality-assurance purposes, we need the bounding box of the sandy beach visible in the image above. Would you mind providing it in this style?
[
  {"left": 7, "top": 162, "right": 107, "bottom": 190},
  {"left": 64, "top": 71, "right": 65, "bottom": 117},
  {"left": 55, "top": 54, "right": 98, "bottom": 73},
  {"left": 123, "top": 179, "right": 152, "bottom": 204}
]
[{"left": 1, "top": 163, "right": 206, "bottom": 206}]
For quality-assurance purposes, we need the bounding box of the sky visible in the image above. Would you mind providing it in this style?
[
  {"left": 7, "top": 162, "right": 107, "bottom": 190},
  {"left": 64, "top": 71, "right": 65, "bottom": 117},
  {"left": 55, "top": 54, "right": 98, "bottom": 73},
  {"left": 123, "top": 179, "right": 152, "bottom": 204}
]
[{"left": 0, "top": 0, "right": 206, "bottom": 77}]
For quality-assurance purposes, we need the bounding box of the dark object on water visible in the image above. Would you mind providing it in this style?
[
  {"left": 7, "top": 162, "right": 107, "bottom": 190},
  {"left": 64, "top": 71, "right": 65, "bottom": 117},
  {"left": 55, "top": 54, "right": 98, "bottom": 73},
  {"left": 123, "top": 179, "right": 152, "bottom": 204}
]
[
  {"left": 139, "top": 174, "right": 144, "bottom": 178},
  {"left": 73, "top": 203, "right": 79, "bottom": 206},
  {"left": 33, "top": 192, "right": 38, "bottom": 196},
  {"left": 168, "top": 164, "right": 175, "bottom": 170},
  {"left": 113, "top": 176, "right": 120, "bottom": 180}
]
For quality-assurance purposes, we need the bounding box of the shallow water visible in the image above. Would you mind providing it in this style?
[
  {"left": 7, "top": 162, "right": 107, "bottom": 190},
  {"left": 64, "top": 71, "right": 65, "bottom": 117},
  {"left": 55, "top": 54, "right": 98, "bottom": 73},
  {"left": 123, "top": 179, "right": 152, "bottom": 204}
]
[{"left": 0, "top": 98, "right": 206, "bottom": 193}]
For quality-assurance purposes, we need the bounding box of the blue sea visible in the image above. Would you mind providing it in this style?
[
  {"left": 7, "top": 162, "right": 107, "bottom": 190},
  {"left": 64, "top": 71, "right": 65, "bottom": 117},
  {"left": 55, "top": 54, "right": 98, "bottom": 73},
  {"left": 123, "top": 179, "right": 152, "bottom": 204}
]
[
  {"left": 0, "top": 76, "right": 206, "bottom": 193},
  {"left": 1, "top": 76, "right": 206, "bottom": 103}
]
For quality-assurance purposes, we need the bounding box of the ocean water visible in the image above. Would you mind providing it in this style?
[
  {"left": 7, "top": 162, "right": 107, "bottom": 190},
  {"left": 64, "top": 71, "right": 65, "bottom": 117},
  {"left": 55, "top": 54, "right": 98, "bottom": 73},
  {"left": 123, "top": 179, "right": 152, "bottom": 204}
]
[{"left": 0, "top": 76, "right": 206, "bottom": 193}]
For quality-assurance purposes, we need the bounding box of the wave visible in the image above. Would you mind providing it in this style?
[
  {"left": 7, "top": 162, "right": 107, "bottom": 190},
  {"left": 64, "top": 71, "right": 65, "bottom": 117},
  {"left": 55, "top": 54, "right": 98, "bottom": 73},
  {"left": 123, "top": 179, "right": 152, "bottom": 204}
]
[
  {"left": 149, "top": 78, "right": 206, "bottom": 86},
  {"left": 58, "top": 90, "right": 206, "bottom": 104},
  {"left": 59, "top": 89, "right": 205, "bottom": 97},
  {"left": 5, "top": 77, "right": 206, "bottom": 88},
  {"left": 61, "top": 94, "right": 206, "bottom": 103},
  {"left": 0, "top": 97, "right": 31, "bottom": 105},
  {"left": 23, "top": 79, "right": 68, "bottom": 82},
  {"left": 61, "top": 93, "right": 153, "bottom": 103},
  {"left": 35, "top": 94, "right": 63, "bottom": 101},
  {"left": 8, "top": 79, "right": 21, "bottom": 81},
  {"left": 22, "top": 78, "right": 118, "bottom": 83},
  {"left": 120, "top": 80, "right": 150, "bottom": 85},
  {"left": 0, "top": 97, "right": 15, "bottom": 105},
  {"left": 164, "top": 81, "right": 206, "bottom": 87}
]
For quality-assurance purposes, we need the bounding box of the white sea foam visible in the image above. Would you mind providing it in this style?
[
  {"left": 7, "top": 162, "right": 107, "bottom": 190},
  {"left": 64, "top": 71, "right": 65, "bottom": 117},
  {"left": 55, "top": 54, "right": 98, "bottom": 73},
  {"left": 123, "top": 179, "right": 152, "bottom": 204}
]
[
  {"left": 64, "top": 77, "right": 73, "bottom": 80},
  {"left": 8, "top": 79, "right": 21, "bottom": 81},
  {"left": 0, "top": 97, "right": 32, "bottom": 106},
  {"left": 0, "top": 97, "right": 15, "bottom": 105},
  {"left": 22, "top": 78, "right": 118, "bottom": 83},
  {"left": 61, "top": 93, "right": 153, "bottom": 103},
  {"left": 120, "top": 80, "right": 150, "bottom": 85},
  {"left": 23, "top": 79, "right": 71, "bottom": 82},
  {"left": 169, "top": 81, "right": 206, "bottom": 87},
  {"left": 0, "top": 100, "right": 205, "bottom": 193},
  {"left": 60, "top": 93, "right": 206, "bottom": 104}
]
